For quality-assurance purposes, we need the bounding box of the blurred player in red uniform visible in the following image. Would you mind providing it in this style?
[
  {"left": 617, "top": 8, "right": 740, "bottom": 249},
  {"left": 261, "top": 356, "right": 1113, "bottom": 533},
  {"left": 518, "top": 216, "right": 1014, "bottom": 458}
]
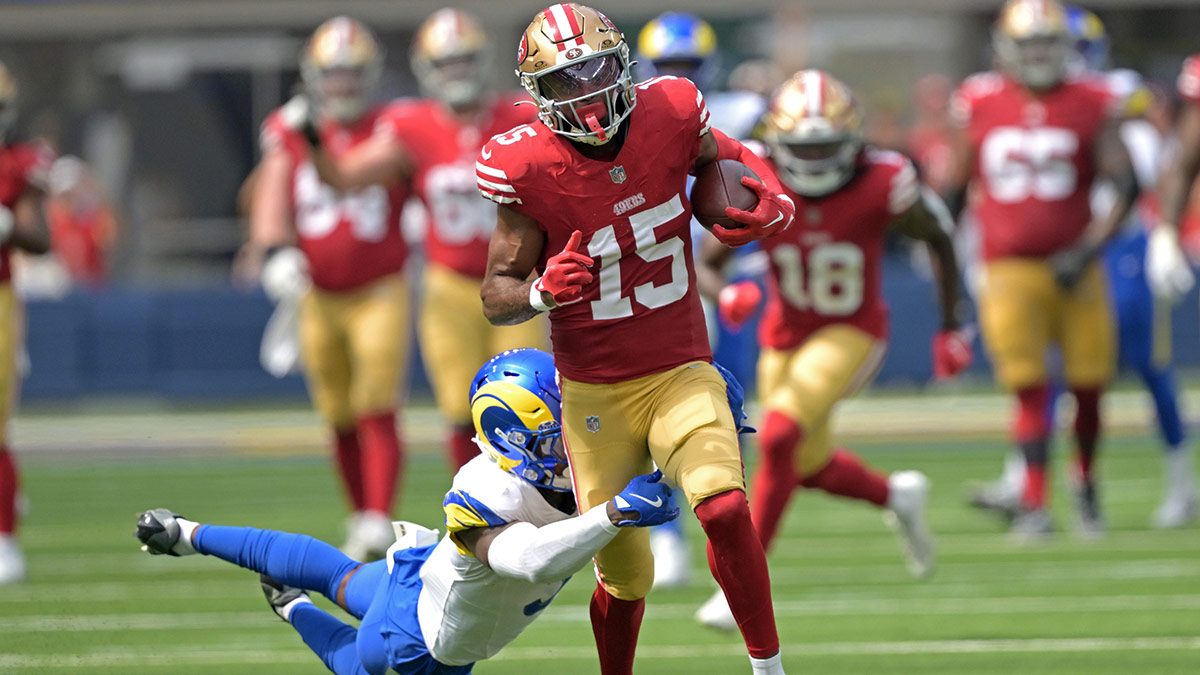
[
  {"left": 45, "top": 156, "right": 118, "bottom": 287},
  {"left": 244, "top": 17, "right": 412, "bottom": 561},
  {"left": 477, "top": 6, "right": 794, "bottom": 674},
  {"left": 0, "top": 61, "right": 53, "bottom": 584},
  {"left": 405, "top": 10, "right": 546, "bottom": 471},
  {"left": 944, "top": 0, "right": 1137, "bottom": 539},
  {"left": 693, "top": 70, "right": 970, "bottom": 629}
]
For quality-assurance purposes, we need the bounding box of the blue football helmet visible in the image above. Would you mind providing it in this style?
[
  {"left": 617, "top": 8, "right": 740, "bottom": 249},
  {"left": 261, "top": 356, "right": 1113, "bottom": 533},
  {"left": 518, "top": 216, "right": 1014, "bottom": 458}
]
[
  {"left": 469, "top": 349, "right": 569, "bottom": 491},
  {"left": 1064, "top": 5, "right": 1109, "bottom": 71},
  {"left": 636, "top": 12, "right": 719, "bottom": 90}
]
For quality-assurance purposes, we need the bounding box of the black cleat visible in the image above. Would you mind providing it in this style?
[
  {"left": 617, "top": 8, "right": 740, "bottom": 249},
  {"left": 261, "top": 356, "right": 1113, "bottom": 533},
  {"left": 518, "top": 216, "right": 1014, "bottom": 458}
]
[
  {"left": 260, "top": 573, "right": 310, "bottom": 622},
  {"left": 135, "top": 509, "right": 187, "bottom": 556}
]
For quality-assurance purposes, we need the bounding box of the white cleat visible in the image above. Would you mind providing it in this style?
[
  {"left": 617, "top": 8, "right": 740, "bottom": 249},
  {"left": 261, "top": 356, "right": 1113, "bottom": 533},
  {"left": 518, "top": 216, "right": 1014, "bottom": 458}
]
[
  {"left": 1154, "top": 450, "right": 1198, "bottom": 529},
  {"left": 0, "top": 535, "right": 25, "bottom": 585},
  {"left": 650, "top": 527, "right": 692, "bottom": 590},
  {"left": 1153, "top": 485, "right": 1198, "bottom": 529},
  {"left": 342, "top": 511, "right": 394, "bottom": 562},
  {"left": 694, "top": 588, "right": 738, "bottom": 632},
  {"left": 884, "top": 471, "right": 935, "bottom": 579}
]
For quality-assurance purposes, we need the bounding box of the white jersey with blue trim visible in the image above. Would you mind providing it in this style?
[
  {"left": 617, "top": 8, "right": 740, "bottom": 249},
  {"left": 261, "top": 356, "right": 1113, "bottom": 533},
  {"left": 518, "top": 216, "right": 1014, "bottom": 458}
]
[{"left": 416, "top": 453, "right": 575, "bottom": 666}]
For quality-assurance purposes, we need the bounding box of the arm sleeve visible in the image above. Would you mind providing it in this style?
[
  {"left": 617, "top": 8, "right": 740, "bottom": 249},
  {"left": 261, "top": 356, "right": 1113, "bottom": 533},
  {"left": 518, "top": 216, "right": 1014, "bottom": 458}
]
[
  {"left": 486, "top": 504, "right": 620, "bottom": 584},
  {"left": 711, "top": 127, "right": 787, "bottom": 198}
]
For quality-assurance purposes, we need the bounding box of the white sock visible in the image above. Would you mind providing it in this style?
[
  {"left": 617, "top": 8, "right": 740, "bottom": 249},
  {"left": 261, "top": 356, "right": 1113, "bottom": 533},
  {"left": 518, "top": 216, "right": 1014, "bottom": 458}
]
[
  {"left": 173, "top": 518, "right": 200, "bottom": 556},
  {"left": 750, "top": 651, "right": 784, "bottom": 675},
  {"left": 278, "top": 595, "right": 313, "bottom": 623}
]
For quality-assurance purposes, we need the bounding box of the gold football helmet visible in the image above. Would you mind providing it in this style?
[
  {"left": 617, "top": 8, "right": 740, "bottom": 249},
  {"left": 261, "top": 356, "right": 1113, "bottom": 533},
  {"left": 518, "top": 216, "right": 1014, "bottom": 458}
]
[
  {"left": 516, "top": 3, "right": 636, "bottom": 146},
  {"left": 301, "top": 16, "right": 383, "bottom": 123},
  {"left": 761, "top": 69, "right": 863, "bottom": 197},
  {"left": 0, "top": 61, "right": 17, "bottom": 139},
  {"left": 993, "top": 0, "right": 1071, "bottom": 91},
  {"left": 412, "top": 9, "right": 489, "bottom": 112}
]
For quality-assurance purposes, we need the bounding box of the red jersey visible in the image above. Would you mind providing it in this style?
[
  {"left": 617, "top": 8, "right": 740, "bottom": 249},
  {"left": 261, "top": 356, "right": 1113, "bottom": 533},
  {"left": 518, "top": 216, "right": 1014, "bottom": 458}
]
[
  {"left": 0, "top": 141, "right": 52, "bottom": 283},
  {"left": 395, "top": 94, "right": 535, "bottom": 279},
  {"left": 758, "top": 149, "right": 919, "bottom": 351},
  {"left": 952, "top": 72, "right": 1115, "bottom": 260},
  {"left": 476, "top": 76, "right": 713, "bottom": 383},
  {"left": 260, "top": 103, "right": 412, "bottom": 292}
]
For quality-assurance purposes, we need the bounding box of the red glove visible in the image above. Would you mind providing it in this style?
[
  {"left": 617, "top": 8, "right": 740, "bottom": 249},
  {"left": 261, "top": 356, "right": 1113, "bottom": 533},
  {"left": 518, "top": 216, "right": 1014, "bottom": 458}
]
[
  {"left": 712, "top": 177, "right": 796, "bottom": 247},
  {"left": 534, "top": 230, "right": 594, "bottom": 307},
  {"left": 718, "top": 281, "right": 762, "bottom": 330},
  {"left": 932, "top": 327, "right": 974, "bottom": 379}
]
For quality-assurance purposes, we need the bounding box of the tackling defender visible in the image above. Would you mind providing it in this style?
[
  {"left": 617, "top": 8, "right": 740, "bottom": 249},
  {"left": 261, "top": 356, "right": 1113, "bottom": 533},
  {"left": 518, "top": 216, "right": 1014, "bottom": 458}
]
[
  {"left": 694, "top": 70, "right": 970, "bottom": 629},
  {"left": 945, "top": 0, "right": 1137, "bottom": 538},
  {"left": 0, "top": 60, "right": 53, "bottom": 585},
  {"left": 135, "top": 349, "right": 681, "bottom": 675},
  {"left": 244, "top": 17, "right": 413, "bottom": 560},
  {"left": 477, "top": 5, "right": 795, "bottom": 674}
]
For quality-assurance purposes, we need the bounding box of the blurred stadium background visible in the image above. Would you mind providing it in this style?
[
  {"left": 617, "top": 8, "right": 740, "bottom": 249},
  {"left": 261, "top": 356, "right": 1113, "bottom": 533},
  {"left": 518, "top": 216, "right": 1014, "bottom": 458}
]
[{"left": 1, "top": 0, "right": 1199, "bottom": 672}]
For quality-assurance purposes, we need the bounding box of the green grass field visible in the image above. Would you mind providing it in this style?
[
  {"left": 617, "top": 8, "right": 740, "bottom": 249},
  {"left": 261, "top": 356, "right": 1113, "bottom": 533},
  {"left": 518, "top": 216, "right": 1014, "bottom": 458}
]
[{"left": 1, "top": 399, "right": 1198, "bottom": 674}]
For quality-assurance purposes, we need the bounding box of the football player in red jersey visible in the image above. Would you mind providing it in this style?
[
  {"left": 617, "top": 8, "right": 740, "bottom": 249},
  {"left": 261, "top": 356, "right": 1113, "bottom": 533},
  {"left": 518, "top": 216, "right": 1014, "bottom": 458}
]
[
  {"left": 0, "top": 61, "right": 53, "bottom": 584},
  {"left": 476, "top": 6, "right": 794, "bottom": 674},
  {"left": 243, "top": 17, "right": 413, "bottom": 561},
  {"left": 405, "top": 10, "right": 546, "bottom": 472},
  {"left": 693, "top": 70, "right": 970, "bottom": 629},
  {"left": 944, "top": 0, "right": 1137, "bottom": 539}
]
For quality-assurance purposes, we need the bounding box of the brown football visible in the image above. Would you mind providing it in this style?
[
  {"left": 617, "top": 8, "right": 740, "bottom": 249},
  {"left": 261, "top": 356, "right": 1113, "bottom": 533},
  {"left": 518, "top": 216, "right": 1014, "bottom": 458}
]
[{"left": 689, "top": 159, "right": 760, "bottom": 232}]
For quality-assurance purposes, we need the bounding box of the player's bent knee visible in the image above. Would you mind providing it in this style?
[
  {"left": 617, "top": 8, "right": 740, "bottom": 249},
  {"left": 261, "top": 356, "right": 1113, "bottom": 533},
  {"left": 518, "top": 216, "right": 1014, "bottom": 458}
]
[
  {"left": 594, "top": 529, "right": 653, "bottom": 600},
  {"left": 679, "top": 462, "right": 745, "bottom": 511}
]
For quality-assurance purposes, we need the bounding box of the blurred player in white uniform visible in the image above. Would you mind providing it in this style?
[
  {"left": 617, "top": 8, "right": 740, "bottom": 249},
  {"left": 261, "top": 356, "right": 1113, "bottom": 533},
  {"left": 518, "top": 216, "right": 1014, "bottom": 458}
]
[
  {"left": 134, "top": 349, "right": 679, "bottom": 675},
  {"left": 633, "top": 11, "right": 769, "bottom": 590}
]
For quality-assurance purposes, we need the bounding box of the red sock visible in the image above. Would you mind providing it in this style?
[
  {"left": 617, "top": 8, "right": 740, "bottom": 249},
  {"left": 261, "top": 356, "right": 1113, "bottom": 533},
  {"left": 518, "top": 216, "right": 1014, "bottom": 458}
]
[
  {"left": 447, "top": 425, "right": 478, "bottom": 472},
  {"left": 750, "top": 410, "right": 802, "bottom": 551},
  {"left": 0, "top": 449, "right": 17, "bottom": 534},
  {"left": 357, "top": 412, "right": 403, "bottom": 516},
  {"left": 800, "top": 448, "right": 889, "bottom": 507},
  {"left": 589, "top": 583, "right": 645, "bottom": 675},
  {"left": 1015, "top": 385, "right": 1052, "bottom": 510},
  {"left": 695, "top": 490, "right": 779, "bottom": 659},
  {"left": 1023, "top": 462, "right": 1047, "bottom": 510},
  {"left": 333, "top": 429, "right": 365, "bottom": 511},
  {"left": 1072, "top": 387, "right": 1102, "bottom": 482}
]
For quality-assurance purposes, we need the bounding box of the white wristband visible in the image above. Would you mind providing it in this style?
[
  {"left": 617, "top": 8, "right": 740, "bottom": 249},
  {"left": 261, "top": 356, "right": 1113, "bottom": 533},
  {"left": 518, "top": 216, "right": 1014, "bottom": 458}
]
[{"left": 529, "top": 278, "right": 554, "bottom": 312}]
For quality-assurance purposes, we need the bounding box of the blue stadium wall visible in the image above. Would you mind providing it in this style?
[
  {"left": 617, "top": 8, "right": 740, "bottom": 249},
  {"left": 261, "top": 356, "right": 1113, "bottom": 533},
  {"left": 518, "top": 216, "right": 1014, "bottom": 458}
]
[{"left": 21, "top": 259, "right": 1200, "bottom": 401}]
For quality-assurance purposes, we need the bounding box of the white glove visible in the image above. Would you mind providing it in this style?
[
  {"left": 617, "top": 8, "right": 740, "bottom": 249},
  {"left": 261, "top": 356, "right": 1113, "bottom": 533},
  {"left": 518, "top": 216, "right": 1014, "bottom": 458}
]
[
  {"left": 279, "top": 95, "right": 313, "bottom": 132},
  {"left": 1146, "top": 226, "right": 1195, "bottom": 302},
  {"left": 0, "top": 204, "right": 14, "bottom": 242},
  {"left": 260, "top": 247, "right": 310, "bottom": 302}
]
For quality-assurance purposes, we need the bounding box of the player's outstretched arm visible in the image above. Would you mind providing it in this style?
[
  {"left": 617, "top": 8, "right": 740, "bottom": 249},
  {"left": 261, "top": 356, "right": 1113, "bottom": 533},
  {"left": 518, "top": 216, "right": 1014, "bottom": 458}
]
[
  {"left": 455, "top": 471, "right": 677, "bottom": 584},
  {"left": 697, "top": 235, "right": 761, "bottom": 331},
  {"left": 894, "top": 188, "right": 973, "bottom": 379},
  {"left": 282, "top": 95, "right": 412, "bottom": 192},
  {"left": 238, "top": 150, "right": 297, "bottom": 287}
]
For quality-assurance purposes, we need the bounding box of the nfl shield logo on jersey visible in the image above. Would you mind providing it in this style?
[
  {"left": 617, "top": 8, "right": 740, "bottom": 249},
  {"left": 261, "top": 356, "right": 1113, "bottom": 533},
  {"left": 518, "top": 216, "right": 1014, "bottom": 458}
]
[
  {"left": 585, "top": 415, "right": 601, "bottom": 433},
  {"left": 609, "top": 166, "right": 626, "bottom": 184}
]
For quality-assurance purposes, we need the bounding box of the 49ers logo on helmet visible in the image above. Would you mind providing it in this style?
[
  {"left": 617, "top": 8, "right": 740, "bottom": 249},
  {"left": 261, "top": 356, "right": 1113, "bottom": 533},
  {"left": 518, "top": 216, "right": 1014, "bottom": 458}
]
[{"left": 517, "top": 33, "right": 528, "bottom": 63}]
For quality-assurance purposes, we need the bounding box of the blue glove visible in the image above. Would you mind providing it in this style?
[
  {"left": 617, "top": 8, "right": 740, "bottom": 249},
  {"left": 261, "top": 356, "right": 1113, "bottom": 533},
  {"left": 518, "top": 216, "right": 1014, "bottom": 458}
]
[
  {"left": 611, "top": 470, "right": 679, "bottom": 527},
  {"left": 713, "top": 360, "right": 755, "bottom": 434}
]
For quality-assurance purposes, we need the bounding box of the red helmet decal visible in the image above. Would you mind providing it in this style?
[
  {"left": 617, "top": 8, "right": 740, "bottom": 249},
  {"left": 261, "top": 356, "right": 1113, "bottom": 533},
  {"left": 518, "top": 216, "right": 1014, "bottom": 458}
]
[
  {"left": 518, "top": 33, "right": 528, "bottom": 63},
  {"left": 596, "top": 11, "right": 617, "bottom": 31}
]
